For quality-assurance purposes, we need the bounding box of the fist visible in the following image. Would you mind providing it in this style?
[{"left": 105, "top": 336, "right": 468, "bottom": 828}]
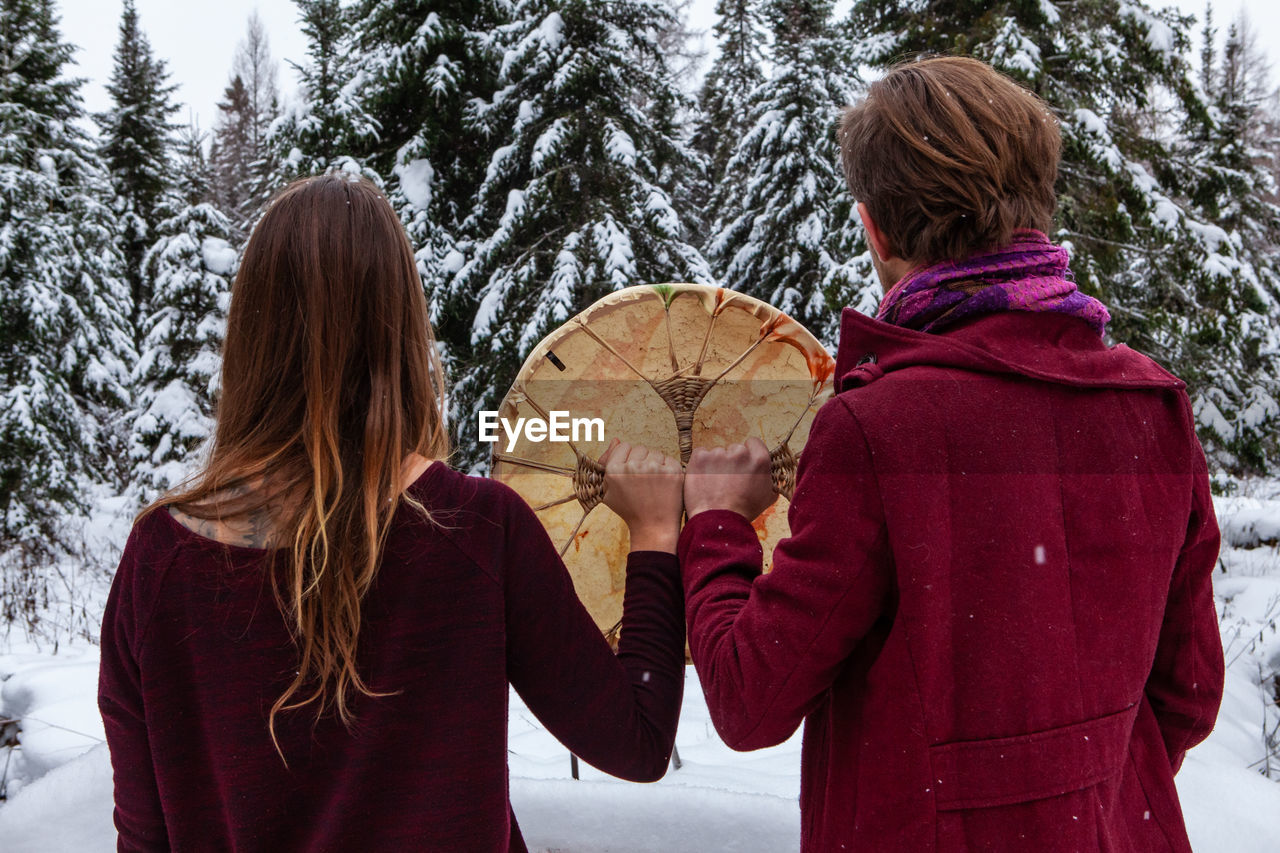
[
  {"left": 600, "top": 439, "right": 684, "bottom": 553},
  {"left": 684, "top": 437, "right": 777, "bottom": 522}
]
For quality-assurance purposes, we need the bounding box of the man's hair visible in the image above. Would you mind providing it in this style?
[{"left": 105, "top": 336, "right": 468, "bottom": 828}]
[{"left": 838, "top": 56, "right": 1061, "bottom": 264}]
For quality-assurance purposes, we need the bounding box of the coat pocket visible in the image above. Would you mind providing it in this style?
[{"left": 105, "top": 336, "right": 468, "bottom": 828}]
[{"left": 928, "top": 703, "right": 1140, "bottom": 811}]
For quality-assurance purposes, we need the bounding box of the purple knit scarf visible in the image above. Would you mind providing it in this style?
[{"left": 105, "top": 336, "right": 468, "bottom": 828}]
[{"left": 875, "top": 230, "right": 1110, "bottom": 336}]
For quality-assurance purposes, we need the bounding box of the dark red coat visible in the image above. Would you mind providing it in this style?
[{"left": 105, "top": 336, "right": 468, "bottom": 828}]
[
  {"left": 99, "top": 463, "right": 685, "bottom": 851},
  {"left": 679, "top": 309, "right": 1223, "bottom": 851}
]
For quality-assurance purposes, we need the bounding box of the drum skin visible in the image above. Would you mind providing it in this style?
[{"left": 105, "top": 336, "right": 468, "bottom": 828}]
[{"left": 490, "top": 283, "right": 835, "bottom": 652}]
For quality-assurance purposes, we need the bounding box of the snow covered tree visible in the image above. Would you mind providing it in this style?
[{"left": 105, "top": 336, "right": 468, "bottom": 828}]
[
  {"left": 636, "top": 3, "right": 710, "bottom": 260},
  {"left": 346, "top": 0, "right": 500, "bottom": 174},
  {"left": 125, "top": 120, "right": 235, "bottom": 501},
  {"left": 694, "top": 0, "right": 766, "bottom": 186},
  {"left": 95, "top": 0, "right": 178, "bottom": 342},
  {"left": 1175, "top": 14, "right": 1280, "bottom": 474},
  {"left": 848, "top": 0, "right": 1280, "bottom": 477},
  {"left": 174, "top": 122, "right": 215, "bottom": 207},
  {"left": 1212, "top": 14, "right": 1280, "bottom": 207},
  {"left": 0, "top": 0, "right": 133, "bottom": 562},
  {"left": 130, "top": 201, "right": 236, "bottom": 500},
  {"left": 344, "top": 0, "right": 505, "bottom": 306},
  {"left": 269, "top": 0, "right": 380, "bottom": 185},
  {"left": 706, "top": 0, "right": 874, "bottom": 337},
  {"left": 445, "top": 0, "right": 714, "bottom": 466}
]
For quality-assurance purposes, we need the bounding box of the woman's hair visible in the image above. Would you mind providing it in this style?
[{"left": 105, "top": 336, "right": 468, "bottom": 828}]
[
  {"left": 153, "top": 174, "right": 450, "bottom": 754},
  {"left": 838, "top": 56, "right": 1061, "bottom": 264}
]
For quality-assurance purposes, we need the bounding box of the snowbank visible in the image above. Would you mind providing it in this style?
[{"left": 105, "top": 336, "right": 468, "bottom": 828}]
[
  {"left": 1178, "top": 753, "right": 1280, "bottom": 853},
  {"left": 0, "top": 647, "right": 104, "bottom": 788},
  {"left": 0, "top": 744, "right": 114, "bottom": 853},
  {"left": 512, "top": 778, "right": 799, "bottom": 852},
  {"left": 1217, "top": 495, "right": 1280, "bottom": 548}
]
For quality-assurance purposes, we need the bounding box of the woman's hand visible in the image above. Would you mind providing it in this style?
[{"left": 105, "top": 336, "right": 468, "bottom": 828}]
[
  {"left": 600, "top": 439, "right": 684, "bottom": 554},
  {"left": 684, "top": 437, "right": 777, "bottom": 522}
]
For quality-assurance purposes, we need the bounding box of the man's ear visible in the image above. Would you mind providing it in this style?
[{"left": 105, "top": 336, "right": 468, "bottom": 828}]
[{"left": 857, "top": 202, "right": 896, "bottom": 262}]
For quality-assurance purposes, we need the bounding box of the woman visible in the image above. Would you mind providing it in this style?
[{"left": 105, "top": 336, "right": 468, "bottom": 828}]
[{"left": 98, "top": 175, "right": 686, "bottom": 851}]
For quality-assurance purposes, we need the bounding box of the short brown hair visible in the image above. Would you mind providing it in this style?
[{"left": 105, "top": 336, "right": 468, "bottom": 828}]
[{"left": 838, "top": 56, "right": 1061, "bottom": 264}]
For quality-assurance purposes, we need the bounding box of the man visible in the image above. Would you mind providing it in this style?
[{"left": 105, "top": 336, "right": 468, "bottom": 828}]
[{"left": 675, "top": 57, "right": 1223, "bottom": 850}]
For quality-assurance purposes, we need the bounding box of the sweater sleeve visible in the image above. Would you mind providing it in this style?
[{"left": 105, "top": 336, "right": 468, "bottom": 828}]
[
  {"left": 678, "top": 397, "right": 892, "bottom": 751},
  {"left": 502, "top": 490, "right": 685, "bottom": 782},
  {"left": 98, "top": 522, "right": 169, "bottom": 851},
  {"left": 1144, "top": 435, "right": 1225, "bottom": 773}
]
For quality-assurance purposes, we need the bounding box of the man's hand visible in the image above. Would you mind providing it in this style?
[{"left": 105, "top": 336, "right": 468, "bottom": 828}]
[
  {"left": 600, "top": 439, "right": 684, "bottom": 553},
  {"left": 684, "top": 437, "right": 776, "bottom": 522}
]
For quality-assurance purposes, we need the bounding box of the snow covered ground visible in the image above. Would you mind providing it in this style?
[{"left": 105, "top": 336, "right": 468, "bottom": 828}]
[{"left": 0, "top": 489, "right": 1278, "bottom": 851}]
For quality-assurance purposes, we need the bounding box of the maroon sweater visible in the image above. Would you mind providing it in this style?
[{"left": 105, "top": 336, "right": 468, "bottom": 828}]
[
  {"left": 680, "top": 310, "right": 1223, "bottom": 851},
  {"left": 98, "top": 463, "right": 684, "bottom": 851}
]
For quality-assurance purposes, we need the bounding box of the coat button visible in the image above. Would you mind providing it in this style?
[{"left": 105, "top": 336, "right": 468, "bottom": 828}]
[
  {"left": 856, "top": 352, "right": 878, "bottom": 366},
  {"left": 840, "top": 358, "right": 884, "bottom": 389}
]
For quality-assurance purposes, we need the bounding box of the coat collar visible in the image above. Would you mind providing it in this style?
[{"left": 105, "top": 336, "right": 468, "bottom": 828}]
[{"left": 834, "top": 308, "right": 1184, "bottom": 394}]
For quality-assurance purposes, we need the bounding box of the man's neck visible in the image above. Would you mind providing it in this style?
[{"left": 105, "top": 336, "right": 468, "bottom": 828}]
[{"left": 876, "top": 255, "right": 917, "bottom": 292}]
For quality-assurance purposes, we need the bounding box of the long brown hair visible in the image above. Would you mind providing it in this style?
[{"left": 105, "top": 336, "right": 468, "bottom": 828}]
[{"left": 152, "top": 174, "right": 450, "bottom": 754}]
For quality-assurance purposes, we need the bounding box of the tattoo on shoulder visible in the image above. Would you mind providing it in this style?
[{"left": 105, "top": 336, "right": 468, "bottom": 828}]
[
  {"left": 242, "top": 508, "right": 274, "bottom": 549},
  {"left": 169, "top": 507, "right": 221, "bottom": 542},
  {"left": 168, "top": 500, "right": 278, "bottom": 550}
]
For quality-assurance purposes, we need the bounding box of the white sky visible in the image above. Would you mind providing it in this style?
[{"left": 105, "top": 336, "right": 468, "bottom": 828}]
[
  {"left": 58, "top": 0, "right": 309, "bottom": 134},
  {"left": 54, "top": 0, "right": 1280, "bottom": 138}
]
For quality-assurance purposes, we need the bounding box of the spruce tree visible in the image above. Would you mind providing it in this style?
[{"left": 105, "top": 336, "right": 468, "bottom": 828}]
[
  {"left": 344, "top": 2, "right": 506, "bottom": 449},
  {"left": 346, "top": 0, "right": 501, "bottom": 175},
  {"left": 95, "top": 0, "right": 179, "bottom": 342},
  {"left": 848, "top": 0, "right": 1280, "bottom": 477},
  {"left": 636, "top": 3, "right": 711, "bottom": 262},
  {"left": 270, "top": 0, "right": 380, "bottom": 185},
  {"left": 706, "top": 0, "right": 873, "bottom": 337},
  {"left": 128, "top": 124, "right": 235, "bottom": 500},
  {"left": 0, "top": 0, "right": 133, "bottom": 562},
  {"left": 174, "top": 122, "right": 215, "bottom": 207},
  {"left": 694, "top": 0, "right": 766, "bottom": 186},
  {"left": 130, "top": 203, "right": 235, "bottom": 500},
  {"left": 1176, "top": 16, "right": 1280, "bottom": 474},
  {"left": 346, "top": 0, "right": 505, "bottom": 305},
  {"left": 447, "top": 0, "right": 714, "bottom": 466}
]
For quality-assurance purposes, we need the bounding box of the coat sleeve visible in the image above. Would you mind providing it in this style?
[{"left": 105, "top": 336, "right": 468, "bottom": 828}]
[
  {"left": 1144, "top": 436, "right": 1225, "bottom": 773},
  {"left": 501, "top": 489, "right": 685, "bottom": 782},
  {"left": 678, "top": 397, "right": 892, "bottom": 750},
  {"left": 98, "top": 526, "right": 169, "bottom": 851}
]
